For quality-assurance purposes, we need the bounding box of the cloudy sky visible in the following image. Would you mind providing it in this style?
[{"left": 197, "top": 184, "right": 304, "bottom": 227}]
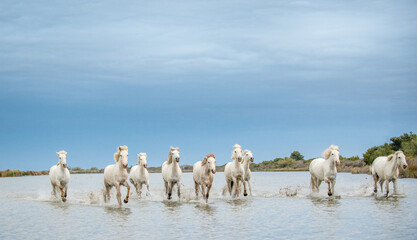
[{"left": 1, "top": 0, "right": 416, "bottom": 170}]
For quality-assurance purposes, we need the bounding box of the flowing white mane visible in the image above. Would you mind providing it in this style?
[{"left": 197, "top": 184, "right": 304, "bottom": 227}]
[{"left": 322, "top": 145, "right": 339, "bottom": 159}]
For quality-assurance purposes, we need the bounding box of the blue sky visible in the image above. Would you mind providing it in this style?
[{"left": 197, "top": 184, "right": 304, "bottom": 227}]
[{"left": 1, "top": 0, "right": 416, "bottom": 171}]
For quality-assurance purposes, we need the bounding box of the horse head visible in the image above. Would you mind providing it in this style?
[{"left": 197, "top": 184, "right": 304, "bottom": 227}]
[
  {"left": 388, "top": 151, "right": 408, "bottom": 169},
  {"left": 231, "top": 144, "right": 243, "bottom": 163},
  {"left": 323, "top": 145, "right": 340, "bottom": 166},
  {"left": 243, "top": 150, "right": 254, "bottom": 163},
  {"left": 137, "top": 153, "right": 147, "bottom": 168},
  {"left": 115, "top": 146, "right": 128, "bottom": 168},
  {"left": 56, "top": 150, "right": 68, "bottom": 168},
  {"left": 169, "top": 146, "right": 180, "bottom": 163},
  {"left": 202, "top": 153, "right": 216, "bottom": 174}
]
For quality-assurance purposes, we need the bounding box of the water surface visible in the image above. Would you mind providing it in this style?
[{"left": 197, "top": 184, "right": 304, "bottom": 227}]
[{"left": 0, "top": 172, "right": 416, "bottom": 239}]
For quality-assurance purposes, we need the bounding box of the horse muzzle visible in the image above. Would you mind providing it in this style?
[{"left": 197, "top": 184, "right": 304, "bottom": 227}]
[
  {"left": 336, "top": 161, "right": 340, "bottom": 166},
  {"left": 144, "top": 164, "right": 147, "bottom": 168},
  {"left": 403, "top": 164, "right": 408, "bottom": 169},
  {"left": 175, "top": 158, "right": 180, "bottom": 162},
  {"left": 212, "top": 169, "right": 216, "bottom": 174},
  {"left": 251, "top": 158, "right": 254, "bottom": 162},
  {"left": 123, "top": 164, "right": 128, "bottom": 168},
  {"left": 63, "top": 164, "right": 67, "bottom": 168}
]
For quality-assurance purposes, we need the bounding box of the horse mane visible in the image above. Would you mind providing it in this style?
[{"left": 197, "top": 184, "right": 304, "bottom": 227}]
[
  {"left": 322, "top": 145, "right": 339, "bottom": 159},
  {"left": 137, "top": 152, "right": 147, "bottom": 164},
  {"left": 114, "top": 145, "right": 128, "bottom": 162},
  {"left": 201, "top": 153, "right": 215, "bottom": 166}
]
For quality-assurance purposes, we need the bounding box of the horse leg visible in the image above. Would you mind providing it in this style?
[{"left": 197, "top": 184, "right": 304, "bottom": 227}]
[
  {"left": 331, "top": 180, "right": 335, "bottom": 196},
  {"left": 105, "top": 184, "right": 111, "bottom": 202},
  {"left": 146, "top": 180, "right": 150, "bottom": 196},
  {"left": 393, "top": 179, "right": 398, "bottom": 195},
  {"left": 206, "top": 185, "right": 212, "bottom": 203},
  {"left": 177, "top": 182, "right": 181, "bottom": 199},
  {"left": 379, "top": 179, "right": 384, "bottom": 193},
  {"left": 317, "top": 180, "right": 322, "bottom": 192},
  {"left": 59, "top": 186, "right": 66, "bottom": 202},
  {"left": 326, "top": 180, "right": 332, "bottom": 196},
  {"left": 227, "top": 180, "right": 233, "bottom": 196},
  {"left": 194, "top": 181, "right": 199, "bottom": 199},
  {"left": 385, "top": 180, "right": 390, "bottom": 197},
  {"left": 310, "top": 176, "right": 316, "bottom": 191},
  {"left": 137, "top": 183, "right": 143, "bottom": 198},
  {"left": 164, "top": 180, "right": 168, "bottom": 196},
  {"left": 248, "top": 180, "right": 252, "bottom": 196},
  {"left": 201, "top": 185, "right": 206, "bottom": 200},
  {"left": 51, "top": 183, "right": 57, "bottom": 196},
  {"left": 121, "top": 181, "right": 130, "bottom": 203},
  {"left": 233, "top": 177, "right": 240, "bottom": 197},
  {"left": 373, "top": 174, "right": 379, "bottom": 193},
  {"left": 242, "top": 180, "right": 248, "bottom": 197},
  {"left": 167, "top": 182, "right": 172, "bottom": 200},
  {"left": 115, "top": 184, "right": 122, "bottom": 206},
  {"left": 64, "top": 185, "right": 68, "bottom": 198}
]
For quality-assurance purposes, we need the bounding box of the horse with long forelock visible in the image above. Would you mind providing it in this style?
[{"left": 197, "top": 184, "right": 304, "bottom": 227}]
[
  {"left": 371, "top": 151, "right": 408, "bottom": 197},
  {"left": 49, "top": 150, "right": 70, "bottom": 202},
  {"left": 103, "top": 146, "right": 130, "bottom": 206},
  {"left": 129, "top": 152, "right": 150, "bottom": 197},
  {"left": 309, "top": 145, "right": 340, "bottom": 196},
  {"left": 242, "top": 149, "right": 254, "bottom": 196},
  {"left": 162, "top": 146, "right": 182, "bottom": 200},
  {"left": 224, "top": 144, "right": 246, "bottom": 197},
  {"left": 193, "top": 153, "right": 216, "bottom": 202}
]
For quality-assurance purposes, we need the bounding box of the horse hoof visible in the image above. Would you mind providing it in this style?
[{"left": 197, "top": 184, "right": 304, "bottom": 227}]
[
  {"left": 328, "top": 193, "right": 332, "bottom": 196},
  {"left": 244, "top": 193, "right": 248, "bottom": 197},
  {"left": 62, "top": 198, "right": 66, "bottom": 202},
  {"left": 123, "top": 199, "right": 128, "bottom": 204}
]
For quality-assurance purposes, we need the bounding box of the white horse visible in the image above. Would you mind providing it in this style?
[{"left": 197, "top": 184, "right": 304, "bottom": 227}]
[
  {"left": 49, "top": 150, "right": 70, "bottom": 202},
  {"left": 193, "top": 153, "right": 216, "bottom": 202},
  {"left": 224, "top": 144, "right": 246, "bottom": 197},
  {"left": 162, "top": 146, "right": 181, "bottom": 200},
  {"left": 242, "top": 149, "right": 254, "bottom": 196},
  {"left": 371, "top": 151, "right": 408, "bottom": 197},
  {"left": 309, "top": 145, "right": 340, "bottom": 196},
  {"left": 103, "top": 146, "right": 131, "bottom": 206},
  {"left": 129, "top": 152, "right": 150, "bottom": 197}
]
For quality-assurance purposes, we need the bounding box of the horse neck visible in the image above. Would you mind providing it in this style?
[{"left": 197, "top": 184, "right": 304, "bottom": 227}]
[
  {"left": 58, "top": 162, "right": 65, "bottom": 171},
  {"left": 387, "top": 157, "right": 399, "bottom": 174},
  {"left": 233, "top": 159, "right": 241, "bottom": 166},
  {"left": 138, "top": 163, "right": 145, "bottom": 173},
  {"left": 170, "top": 159, "right": 179, "bottom": 172},
  {"left": 242, "top": 158, "right": 250, "bottom": 170},
  {"left": 326, "top": 158, "right": 336, "bottom": 170},
  {"left": 202, "top": 163, "right": 211, "bottom": 175}
]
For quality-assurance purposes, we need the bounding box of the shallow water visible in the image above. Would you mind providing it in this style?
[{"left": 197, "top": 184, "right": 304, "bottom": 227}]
[{"left": 0, "top": 172, "right": 416, "bottom": 239}]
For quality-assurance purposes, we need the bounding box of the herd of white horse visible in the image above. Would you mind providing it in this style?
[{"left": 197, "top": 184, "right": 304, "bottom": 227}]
[{"left": 49, "top": 144, "right": 409, "bottom": 205}]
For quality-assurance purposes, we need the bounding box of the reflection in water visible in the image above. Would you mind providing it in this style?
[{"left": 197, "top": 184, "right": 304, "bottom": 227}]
[
  {"left": 162, "top": 200, "right": 183, "bottom": 213},
  {"left": 104, "top": 206, "right": 132, "bottom": 221},
  {"left": 194, "top": 203, "right": 216, "bottom": 216}
]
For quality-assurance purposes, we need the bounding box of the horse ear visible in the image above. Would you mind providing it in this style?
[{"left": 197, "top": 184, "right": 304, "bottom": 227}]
[
  {"left": 387, "top": 155, "right": 394, "bottom": 161},
  {"left": 56, "top": 152, "right": 60, "bottom": 156},
  {"left": 231, "top": 152, "right": 235, "bottom": 160},
  {"left": 170, "top": 146, "right": 175, "bottom": 151},
  {"left": 137, "top": 154, "right": 140, "bottom": 157},
  {"left": 114, "top": 153, "right": 119, "bottom": 162},
  {"left": 176, "top": 147, "right": 180, "bottom": 151}
]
